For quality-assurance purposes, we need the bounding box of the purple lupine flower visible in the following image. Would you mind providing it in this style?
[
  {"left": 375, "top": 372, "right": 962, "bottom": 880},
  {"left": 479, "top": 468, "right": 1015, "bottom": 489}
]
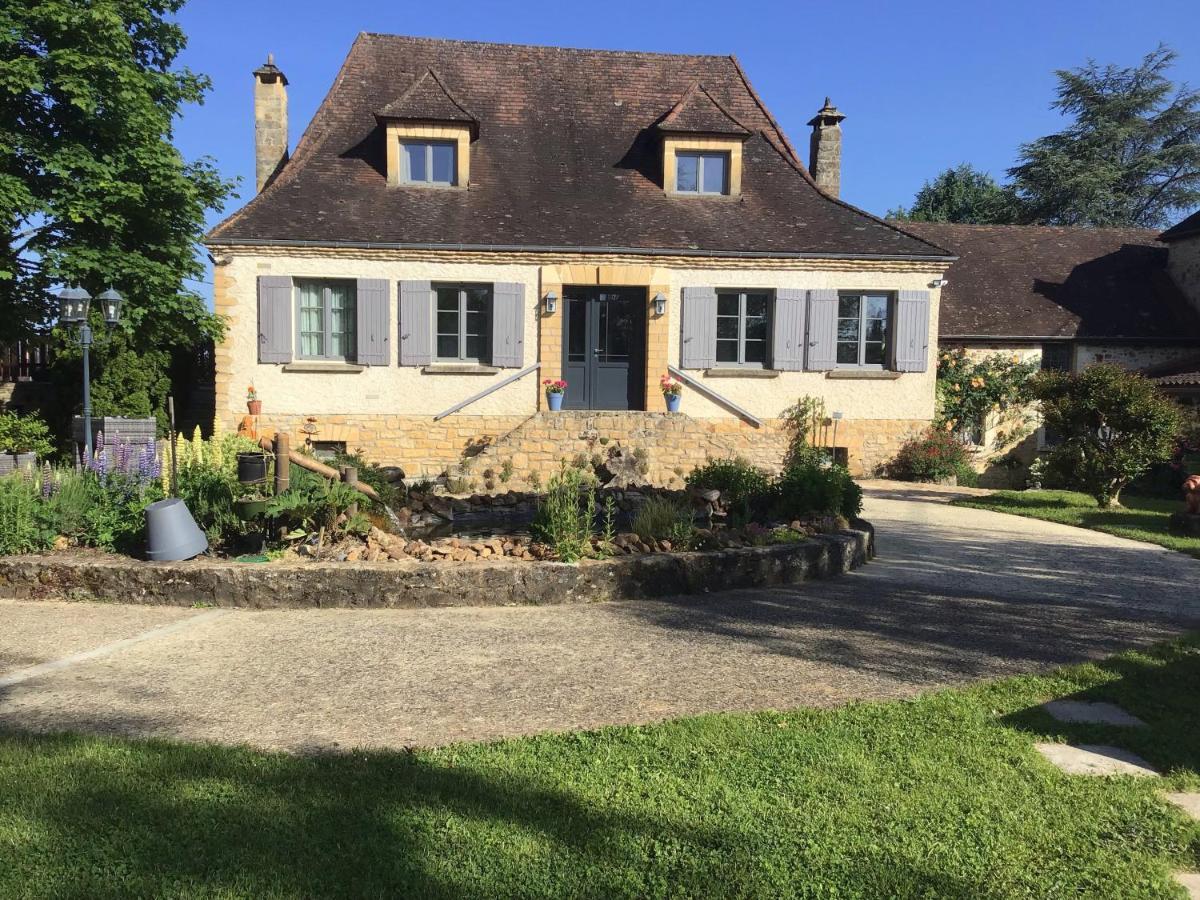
[
  {"left": 137, "top": 444, "right": 154, "bottom": 480},
  {"left": 41, "top": 463, "right": 53, "bottom": 499},
  {"left": 117, "top": 441, "right": 131, "bottom": 475}
]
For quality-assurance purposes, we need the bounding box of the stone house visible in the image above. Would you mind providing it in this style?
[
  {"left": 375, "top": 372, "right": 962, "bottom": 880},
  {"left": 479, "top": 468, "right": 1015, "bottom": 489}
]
[
  {"left": 900, "top": 220, "right": 1200, "bottom": 471},
  {"left": 205, "top": 34, "right": 953, "bottom": 484}
]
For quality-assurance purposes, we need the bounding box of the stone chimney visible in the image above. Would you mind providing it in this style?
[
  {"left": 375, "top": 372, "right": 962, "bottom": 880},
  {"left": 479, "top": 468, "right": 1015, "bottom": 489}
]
[
  {"left": 253, "top": 54, "right": 289, "bottom": 193},
  {"left": 807, "top": 98, "right": 846, "bottom": 198}
]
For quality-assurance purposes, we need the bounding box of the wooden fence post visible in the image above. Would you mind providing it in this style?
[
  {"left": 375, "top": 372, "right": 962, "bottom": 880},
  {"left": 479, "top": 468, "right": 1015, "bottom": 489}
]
[
  {"left": 342, "top": 465, "right": 358, "bottom": 516},
  {"left": 274, "top": 432, "right": 290, "bottom": 495}
]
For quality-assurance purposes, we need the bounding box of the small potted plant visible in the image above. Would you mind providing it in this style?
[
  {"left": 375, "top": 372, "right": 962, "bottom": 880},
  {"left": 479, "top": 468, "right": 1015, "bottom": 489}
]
[
  {"left": 246, "top": 384, "right": 262, "bottom": 416},
  {"left": 660, "top": 375, "right": 683, "bottom": 413},
  {"left": 543, "top": 378, "right": 567, "bottom": 412}
]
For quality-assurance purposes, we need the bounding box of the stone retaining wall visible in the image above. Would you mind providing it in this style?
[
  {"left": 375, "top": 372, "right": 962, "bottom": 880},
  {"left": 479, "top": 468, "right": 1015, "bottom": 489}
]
[{"left": 0, "top": 523, "right": 872, "bottom": 609}]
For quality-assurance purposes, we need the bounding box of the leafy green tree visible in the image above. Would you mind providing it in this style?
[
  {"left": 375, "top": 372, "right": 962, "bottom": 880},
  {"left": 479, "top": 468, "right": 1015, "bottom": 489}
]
[
  {"left": 0, "top": 1, "right": 235, "bottom": 347},
  {"left": 888, "top": 164, "right": 1020, "bottom": 224},
  {"left": 1009, "top": 45, "right": 1200, "bottom": 227},
  {"left": 1027, "top": 364, "right": 1184, "bottom": 507}
]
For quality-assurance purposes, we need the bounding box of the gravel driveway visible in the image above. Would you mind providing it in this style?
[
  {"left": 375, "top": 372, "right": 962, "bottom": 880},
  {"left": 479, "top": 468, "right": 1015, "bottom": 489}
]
[{"left": 1, "top": 483, "right": 1198, "bottom": 752}]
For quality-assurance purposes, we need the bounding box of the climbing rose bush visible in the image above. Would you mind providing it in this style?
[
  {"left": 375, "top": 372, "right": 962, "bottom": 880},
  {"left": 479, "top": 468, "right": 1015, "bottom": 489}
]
[{"left": 936, "top": 349, "right": 1038, "bottom": 444}]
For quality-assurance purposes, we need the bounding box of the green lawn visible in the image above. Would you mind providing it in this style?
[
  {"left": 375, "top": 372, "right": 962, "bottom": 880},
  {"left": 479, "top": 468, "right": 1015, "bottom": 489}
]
[
  {"left": 1, "top": 640, "right": 1199, "bottom": 898},
  {"left": 953, "top": 489, "right": 1200, "bottom": 559}
]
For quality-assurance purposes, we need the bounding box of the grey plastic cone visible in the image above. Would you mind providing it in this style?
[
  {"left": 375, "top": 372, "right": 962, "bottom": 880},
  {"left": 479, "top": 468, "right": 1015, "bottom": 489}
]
[{"left": 144, "top": 498, "right": 209, "bottom": 561}]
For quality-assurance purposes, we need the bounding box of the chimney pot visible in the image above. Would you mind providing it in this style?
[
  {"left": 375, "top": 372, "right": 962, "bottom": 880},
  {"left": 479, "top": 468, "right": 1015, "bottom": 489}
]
[
  {"left": 807, "top": 99, "right": 845, "bottom": 198},
  {"left": 254, "top": 55, "right": 289, "bottom": 192}
]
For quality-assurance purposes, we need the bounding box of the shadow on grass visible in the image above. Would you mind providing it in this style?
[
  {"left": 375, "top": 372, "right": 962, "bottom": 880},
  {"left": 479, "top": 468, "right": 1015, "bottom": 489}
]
[
  {"left": 0, "top": 724, "right": 985, "bottom": 899},
  {"left": 1000, "top": 643, "right": 1200, "bottom": 778}
]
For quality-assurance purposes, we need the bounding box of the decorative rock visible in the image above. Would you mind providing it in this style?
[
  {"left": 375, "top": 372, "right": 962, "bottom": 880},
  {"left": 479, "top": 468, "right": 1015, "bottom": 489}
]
[
  {"left": 1041, "top": 700, "right": 1147, "bottom": 727},
  {"left": 1163, "top": 792, "right": 1200, "bottom": 821},
  {"left": 52, "top": 536, "right": 70, "bottom": 551},
  {"left": 1034, "top": 743, "right": 1159, "bottom": 777}
]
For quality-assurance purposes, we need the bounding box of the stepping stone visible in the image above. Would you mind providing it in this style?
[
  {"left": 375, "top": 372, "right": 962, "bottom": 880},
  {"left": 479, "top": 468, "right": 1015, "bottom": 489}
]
[
  {"left": 1175, "top": 871, "right": 1200, "bottom": 899},
  {"left": 1163, "top": 792, "right": 1200, "bottom": 821},
  {"left": 1041, "top": 700, "right": 1146, "bottom": 727},
  {"left": 1034, "top": 743, "right": 1159, "bottom": 777}
]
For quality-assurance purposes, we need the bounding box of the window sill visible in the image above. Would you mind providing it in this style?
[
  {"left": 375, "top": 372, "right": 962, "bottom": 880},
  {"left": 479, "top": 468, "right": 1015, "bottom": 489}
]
[
  {"left": 282, "top": 362, "right": 365, "bottom": 374},
  {"left": 703, "top": 367, "right": 779, "bottom": 379},
  {"left": 421, "top": 363, "right": 500, "bottom": 375},
  {"left": 825, "top": 369, "right": 902, "bottom": 380}
]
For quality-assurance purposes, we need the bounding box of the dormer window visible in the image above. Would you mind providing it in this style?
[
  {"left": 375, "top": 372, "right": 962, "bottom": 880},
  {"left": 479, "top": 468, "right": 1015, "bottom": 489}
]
[
  {"left": 676, "top": 151, "right": 729, "bottom": 195},
  {"left": 402, "top": 140, "right": 457, "bottom": 186}
]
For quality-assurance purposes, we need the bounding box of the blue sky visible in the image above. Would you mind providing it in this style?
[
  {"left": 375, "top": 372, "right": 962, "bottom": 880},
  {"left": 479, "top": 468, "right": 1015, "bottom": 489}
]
[{"left": 175, "top": 0, "right": 1200, "bottom": 294}]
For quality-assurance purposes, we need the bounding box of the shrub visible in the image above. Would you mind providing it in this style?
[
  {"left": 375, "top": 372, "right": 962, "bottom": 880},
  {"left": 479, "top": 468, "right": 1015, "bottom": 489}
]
[
  {"left": 267, "top": 472, "right": 363, "bottom": 543},
  {"left": 769, "top": 457, "right": 862, "bottom": 521},
  {"left": 936, "top": 348, "right": 1038, "bottom": 442},
  {"left": 780, "top": 395, "right": 829, "bottom": 468},
  {"left": 686, "top": 457, "right": 771, "bottom": 513},
  {"left": 1028, "top": 364, "right": 1184, "bottom": 507},
  {"left": 889, "top": 429, "right": 975, "bottom": 484},
  {"left": 330, "top": 448, "right": 403, "bottom": 509},
  {"left": 0, "top": 412, "right": 54, "bottom": 457},
  {"left": 631, "top": 495, "right": 695, "bottom": 547},
  {"left": 0, "top": 475, "right": 53, "bottom": 555},
  {"left": 531, "top": 465, "right": 596, "bottom": 562}
]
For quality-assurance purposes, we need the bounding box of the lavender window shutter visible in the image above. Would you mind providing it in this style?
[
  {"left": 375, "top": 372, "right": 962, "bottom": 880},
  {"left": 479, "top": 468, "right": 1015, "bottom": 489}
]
[
  {"left": 490, "top": 282, "right": 525, "bottom": 367},
  {"left": 804, "top": 289, "right": 838, "bottom": 371},
  {"left": 770, "top": 288, "right": 806, "bottom": 371},
  {"left": 680, "top": 287, "right": 717, "bottom": 369},
  {"left": 893, "top": 290, "right": 931, "bottom": 372},
  {"left": 355, "top": 279, "right": 390, "bottom": 365},
  {"left": 257, "top": 276, "right": 293, "bottom": 364},
  {"left": 399, "top": 280, "right": 433, "bottom": 366}
]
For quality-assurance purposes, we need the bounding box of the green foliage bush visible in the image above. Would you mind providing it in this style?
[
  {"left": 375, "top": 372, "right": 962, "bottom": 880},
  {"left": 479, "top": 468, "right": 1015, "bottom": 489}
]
[
  {"left": 266, "top": 471, "right": 363, "bottom": 543},
  {"left": 631, "top": 496, "right": 695, "bottom": 547},
  {"left": 889, "top": 428, "right": 976, "bottom": 484},
  {"left": 685, "top": 457, "right": 770, "bottom": 514},
  {"left": 1028, "top": 364, "right": 1185, "bottom": 506},
  {"left": 531, "top": 465, "right": 597, "bottom": 562},
  {"left": 330, "top": 448, "right": 403, "bottom": 510},
  {"left": 769, "top": 450, "right": 863, "bottom": 521},
  {"left": 0, "top": 476, "right": 53, "bottom": 554},
  {"left": 0, "top": 412, "right": 55, "bottom": 457},
  {"left": 936, "top": 348, "right": 1038, "bottom": 441}
]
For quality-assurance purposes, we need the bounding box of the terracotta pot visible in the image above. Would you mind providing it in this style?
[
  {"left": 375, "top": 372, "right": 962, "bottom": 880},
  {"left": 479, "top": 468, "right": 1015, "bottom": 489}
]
[{"left": 247, "top": 400, "right": 262, "bottom": 416}]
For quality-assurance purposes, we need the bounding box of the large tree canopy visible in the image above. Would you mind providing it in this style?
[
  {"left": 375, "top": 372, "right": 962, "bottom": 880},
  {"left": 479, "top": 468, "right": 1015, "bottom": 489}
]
[
  {"left": 888, "top": 164, "right": 1019, "bottom": 224},
  {"left": 890, "top": 46, "right": 1200, "bottom": 229},
  {"left": 0, "top": 1, "right": 235, "bottom": 346},
  {"left": 1010, "top": 45, "right": 1200, "bottom": 228}
]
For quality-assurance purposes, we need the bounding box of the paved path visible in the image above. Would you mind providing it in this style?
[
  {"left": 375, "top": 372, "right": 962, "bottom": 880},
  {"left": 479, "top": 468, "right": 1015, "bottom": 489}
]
[{"left": 1, "top": 486, "right": 1198, "bottom": 752}]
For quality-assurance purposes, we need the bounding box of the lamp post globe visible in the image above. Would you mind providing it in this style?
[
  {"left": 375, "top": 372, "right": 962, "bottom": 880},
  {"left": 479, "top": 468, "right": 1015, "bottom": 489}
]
[
  {"left": 97, "top": 287, "right": 123, "bottom": 327},
  {"left": 55, "top": 285, "right": 98, "bottom": 463}
]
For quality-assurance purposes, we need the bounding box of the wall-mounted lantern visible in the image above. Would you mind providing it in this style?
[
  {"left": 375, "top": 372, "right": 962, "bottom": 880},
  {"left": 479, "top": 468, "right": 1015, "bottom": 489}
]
[
  {"left": 653, "top": 292, "right": 667, "bottom": 316},
  {"left": 544, "top": 290, "right": 557, "bottom": 315}
]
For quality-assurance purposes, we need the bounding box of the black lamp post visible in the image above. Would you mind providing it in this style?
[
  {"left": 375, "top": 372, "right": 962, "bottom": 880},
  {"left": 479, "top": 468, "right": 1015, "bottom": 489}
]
[{"left": 57, "top": 285, "right": 122, "bottom": 462}]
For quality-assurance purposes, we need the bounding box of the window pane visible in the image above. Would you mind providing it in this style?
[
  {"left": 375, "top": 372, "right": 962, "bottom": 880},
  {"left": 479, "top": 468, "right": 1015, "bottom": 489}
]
[
  {"left": 298, "top": 282, "right": 324, "bottom": 358},
  {"left": 837, "top": 319, "right": 860, "bottom": 341},
  {"left": 676, "top": 153, "right": 699, "bottom": 192},
  {"left": 716, "top": 316, "right": 739, "bottom": 340},
  {"left": 864, "top": 342, "right": 885, "bottom": 366},
  {"left": 837, "top": 342, "right": 859, "bottom": 364},
  {"left": 327, "top": 284, "right": 355, "bottom": 358},
  {"left": 465, "top": 287, "right": 489, "bottom": 314},
  {"left": 745, "top": 294, "right": 768, "bottom": 318},
  {"left": 431, "top": 142, "right": 455, "bottom": 184},
  {"left": 567, "top": 299, "right": 586, "bottom": 362},
  {"left": 864, "top": 295, "right": 889, "bottom": 319},
  {"left": 437, "top": 310, "right": 458, "bottom": 335},
  {"left": 717, "top": 294, "right": 739, "bottom": 316},
  {"left": 716, "top": 340, "right": 738, "bottom": 363},
  {"left": 838, "top": 296, "right": 861, "bottom": 318},
  {"left": 436, "top": 335, "right": 458, "bottom": 359},
  {"left": 744, "top": 340, "right": 766, "bottom": 364},
  {"left": 745, "top": 317, "right": 767, "bottom": 342},
  {"left": 436, "top": 289, "right": 459, "bottom": 313},
  {"left": 465, "top": 334, "right": 486, "bottom": 361},
  {"left": 701, "top": 153, "right": 727, "bottom": 193},
  {"left": 404, "top": 142, "right": 427, "bottom": 182},
  {"left": 865, "top": 319, "right": 886, "bottom": 343}
]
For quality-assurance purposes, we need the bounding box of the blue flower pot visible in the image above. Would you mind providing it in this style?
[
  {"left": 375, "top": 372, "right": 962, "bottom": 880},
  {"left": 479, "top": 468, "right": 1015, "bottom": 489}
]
[
  {"left": 547, "top": 392, "right": 564, "bottom": 411},
  {"left": 666, "top": 393, "right": 681, "bottom": 413}
]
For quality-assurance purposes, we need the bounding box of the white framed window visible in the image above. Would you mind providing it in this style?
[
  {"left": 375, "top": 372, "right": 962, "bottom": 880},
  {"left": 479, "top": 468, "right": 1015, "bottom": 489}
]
[
  {"left": 435, "top": 284, "right": 491, "bottom": 361},
  {"left": 836, "top": 293, "right": 890, "bottom": 368},
  {"left": 716, "top": 291, "right": 770, "bottom": 366},
  {"left": 401, "top": 140, "right": 457, "bottom": 186},
  {"left": 296, "top": 280, "right": 356, "bottom": 361},
  {"left": 676, "top": 151, "right": 729, "bottom": 195}
]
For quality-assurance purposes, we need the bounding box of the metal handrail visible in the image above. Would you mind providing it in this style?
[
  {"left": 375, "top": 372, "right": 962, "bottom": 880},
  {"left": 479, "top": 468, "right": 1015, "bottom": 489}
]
[
  {"left": 433, "top": 362, "right": 541, "bottom": 421},
  {"left": 667, "top": 365, "right": 763, "bottom": 428}
]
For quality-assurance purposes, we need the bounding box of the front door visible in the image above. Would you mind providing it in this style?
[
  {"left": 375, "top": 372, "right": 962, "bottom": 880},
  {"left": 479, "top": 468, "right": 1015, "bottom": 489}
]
[{"left": 562, "top": 287, "right": 645, "bottom": 410}]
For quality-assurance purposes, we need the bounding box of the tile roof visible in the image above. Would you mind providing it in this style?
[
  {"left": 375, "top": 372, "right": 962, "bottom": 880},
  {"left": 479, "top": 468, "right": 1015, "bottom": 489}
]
[
  {"left": 1141, "top": 353, "right": 1200, "bottom": 387},
  {"left": 657, "top": 83, "right": 750, "bottom": 136},
  {"left": 208, "top": 34, "right": 948, "bottom": 259},
  {"left": 1160, "top": 209, "right": 1200, "bottom": 243},
  {"left": 899, "top": 222, "right": 1200, "bottom": 341},
  {"left": 375, "top": 68, "right": 477, "bottom": 125}
]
